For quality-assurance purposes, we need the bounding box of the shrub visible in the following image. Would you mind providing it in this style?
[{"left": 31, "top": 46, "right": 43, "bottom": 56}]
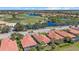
[
  {"left": 55, "top": 40, "right": 61, "bottom": 45},
  {"left": 42, "top": 45, "right": 52, "bottom": 51},
  {"left": 14, "top": 23, "right": 24, "bottom": 31},
  {"left": 35, "top": 41, "right": 47, "bottom": 51},
  {"left": 59, "top": 43, "right": 71, "bottom": 48},
  {"left": 0, "top": 40, "right": 1, "bottom": 46},
  {"left": 10, "top": 33, "right": 24, "bottom": 40},
  {"left": 50, "top": 42, "right": 56, "bottom": 49},
  {"left": 30, "top": 47, "right": 37, "bottom": 51},
  {"left": 64, "top": 37, "right": 72, "bottom": 43},
  {"left": 0, "top": 25, "right": 10, "bottom": 33}
]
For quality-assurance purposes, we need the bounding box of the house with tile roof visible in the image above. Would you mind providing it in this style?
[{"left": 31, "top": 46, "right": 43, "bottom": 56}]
[
  {"left": 0, "top": 37, "right": 18, "bottom": 51},
  {"left": 68, "top": 28, "right": 79, "bottom": 35},
  {"left": 21, "top": 34, "right": 37, "bottom": 51},
  {"left": 47, "top": 31, "right": 64, "bottom": 43},
  {"left": 32, "top": 33, "right": 50, "bottom": 44},
  {"left": 67, "top": 28, "right": 79, "bottom": 41},
  {"left": 54, "top": 30, "right": 76, "bottom": 41}
]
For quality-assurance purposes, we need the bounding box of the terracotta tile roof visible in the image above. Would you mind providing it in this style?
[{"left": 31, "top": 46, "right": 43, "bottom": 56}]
[
  {"left": 48, "top": 31, "right": 64, "bottom": 40},
  {"left": 21, "top": 34, "right": 37, "bottom": 48},
  {"left": 0, "top": 38, "right": 18, "bottom": 51},
  {"left": 55, "top": 30, "right": 76, "bottom": 38},
  {"left": 33, "top": 34, "right": 50, "bottom": 44},
  {"left": 71, "top": 27, "right": 79, "bottom": 30},
  {"left": 68, "top": 28, "right": 79, "bottom": 35}
]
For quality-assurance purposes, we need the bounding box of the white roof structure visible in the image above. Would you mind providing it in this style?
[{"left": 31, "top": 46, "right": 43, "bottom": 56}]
[{"left": 0, "top": 21, "right": 16, "bottom": 27}]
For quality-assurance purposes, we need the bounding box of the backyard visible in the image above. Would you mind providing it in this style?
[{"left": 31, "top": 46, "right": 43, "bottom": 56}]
[{"left": 53, "top": 42, "right": 79, "bottom": 51}]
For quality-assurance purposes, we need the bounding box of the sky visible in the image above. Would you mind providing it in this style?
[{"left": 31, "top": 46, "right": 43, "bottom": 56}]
[{"left": 0, "top": 0, "right": 78, "bottom": 7}]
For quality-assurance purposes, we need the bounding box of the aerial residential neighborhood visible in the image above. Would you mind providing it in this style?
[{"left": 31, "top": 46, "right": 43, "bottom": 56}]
[{"left": 0, "top": 10, "right": 79, "bottom": 51}]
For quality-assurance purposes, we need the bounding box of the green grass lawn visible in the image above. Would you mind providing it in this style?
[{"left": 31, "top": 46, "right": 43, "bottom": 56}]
[
  {"left": 3, "top": 14, "right": 44, "bottom": 24},
  {"left": 29, "top": 42, "right": 79, "bottom": 51},
  {"left": 53, "top": 42, "right": 79, "bottom": 51},
  {"left": 20, "top": 16, "right": 44, "bottom": 24}
]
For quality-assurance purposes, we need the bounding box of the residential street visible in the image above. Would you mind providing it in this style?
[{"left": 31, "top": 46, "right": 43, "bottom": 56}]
[{"left": 0, "top": 25, "right": 70, "bottom": 39}]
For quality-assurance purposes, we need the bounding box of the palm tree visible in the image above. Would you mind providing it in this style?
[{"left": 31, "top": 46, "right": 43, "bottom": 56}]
[
  {"left": 35, "top": 41, "right": 47, "bottom": 51},
  {"left": 64, "top": 36, "right": 74, "bottom": 44},
  {"left": 10, "top": 33, "right": 24, "bottom": 41},
  {"left": 29, "top": 47, "right": 37, "bottom": 51}
]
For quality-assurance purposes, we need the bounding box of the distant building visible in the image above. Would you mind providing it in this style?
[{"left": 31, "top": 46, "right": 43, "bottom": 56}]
[
  {"left": 0, "top": 21, "right": 8, "bottom": 25},
  {"left": 28, "top": 13, "right": 41, "bottom": 16},
  {"left": 6, "top": 23, "right": 16, "bottom": 27},
  {"left": 0, "top": 21, "right": 8, "bottom": 28},
  {"left": 0, "top": 21, "right": 16, "bottom": 27}
]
